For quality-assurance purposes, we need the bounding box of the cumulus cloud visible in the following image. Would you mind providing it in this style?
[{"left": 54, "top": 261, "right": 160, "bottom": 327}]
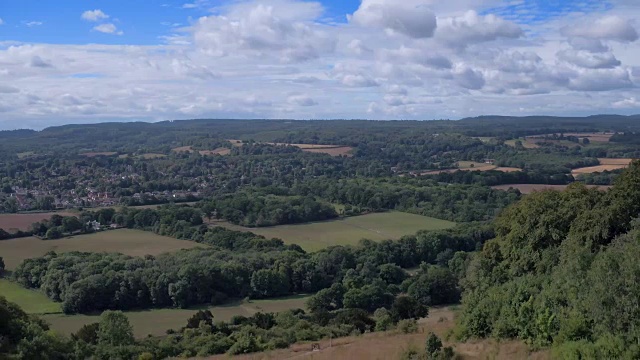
[
  {"left": 0, "top": 85, "right": 19, "bottom": 93},
  {"left": 0, "top": 18, "right": 4, "bottom": 25},
  {"left": 613, "top": 97, "right": 640, "bottom": 108},
  {"left": 342, "top": 74, "right": 379, "bottom": 87},
  {"left": 558, "top": 50, "right": 621, "bottom": 69},
  {"left": 192, "top": 0, "right": 335, "bottom": 62},
  {"left": 24, "top": 21, "right": 43, "bottom": 27},
  {"left": 93, "top": 23, "right": 123, "bottom": 35},
  {"left": 453, "top": 66, "right": 485, "bottom": 90},
  {"left": 563, "top": 16, "right": 639, "bottom": 42},
  {"left": 81, "top": 10, "right": 109, "bottom": 22},
  {"left": 568, "top": 68, "right": 633, "bottom": 91},
  {"left": 436, "top": 11, "right": 523, "bottom": 48},
  {"left": 351, "top": 0, "right": 437, "bottom": 38}
]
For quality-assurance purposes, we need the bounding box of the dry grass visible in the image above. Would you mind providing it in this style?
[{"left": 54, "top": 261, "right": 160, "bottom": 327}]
[
  {"left": 0, "top": 229, "right": 204, "bottom": 270},
  {"left": 43, "top": 295, "right": 310, "bottom": 338},
  {"left": 420, "top": 162, "right": 521, "bottom": 175},
  {"left": 228, "top": 139, "right": 244, "bottom": 147},
  {"left": 80, "top": 152, "right": 118, "bottom": 157},
  {"left": 492, "top": 184, "right": 612, "bottom": 194},
  {"left": 140, "top": 153, "right": 167, "bottom": 159},
  {"left": 199, "top": 148, "right": 231, "bottom": 156},
  {"left": 206, "top": 307, "right": 550, "bottom": 360},
  {"left": 0, "top": 212, "right": 76, "bottom": 232},
  {"left": 172, "top": 146, "right": 194, "bottom": 153},
  {"left": 597, "top": 158, "right": 633, "bottom": 165}
]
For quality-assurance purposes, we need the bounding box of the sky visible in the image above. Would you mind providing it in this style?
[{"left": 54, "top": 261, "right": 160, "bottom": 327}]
[{"left": 0, "top": 0, "right": 639, "bottom": 129}]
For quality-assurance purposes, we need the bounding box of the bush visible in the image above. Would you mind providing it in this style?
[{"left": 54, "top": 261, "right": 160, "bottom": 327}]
[{"left": 398, "top": 319, "right": 419, "bottom": 334}]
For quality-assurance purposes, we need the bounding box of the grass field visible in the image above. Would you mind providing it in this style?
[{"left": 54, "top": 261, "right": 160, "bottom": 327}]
[
  {"left": 0, "top": 211, "right": 77, "bottom": 232},
  {"left": 42, "top": 295, "right": 310, "bottom": 338},
  {"left": 0, "top": 279, "right": 62, "bottom": 314},
  {"left": 570, "top": 158, "right": 633, "bottom": 175},
  {"left": 0, "top": 229, "right": 204, "bottom": 270},
  {"left": 420, "top": 162, "right": 522, "bottom": 176},
  {"left": 209, "top": 307, "right": 550, "bottom": 360},
  {"left": 216, "top": 212, "right": 455, "bottom": 252}
]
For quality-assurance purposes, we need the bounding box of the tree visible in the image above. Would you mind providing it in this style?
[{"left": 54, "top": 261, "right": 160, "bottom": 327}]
[
  {"left": 73, "top": 323, "right": 100, "bottom": 344},
  {"left": 391, "top": 295, "right": 429, "bottom": 321},
  {"left": 0, "top": 257, "right": 4, "bottom": 275},
  {"left": 62, "top": 216, "right": 83, "bottom": 233},
  {"left": 45, "top": 227, "right": 63, "bottom": 240},
  {"left": 425, "top": 332, "right": 443, "bottom": 358},
  {"left": 250, "top": 269, "right": 289, "bottom": 298},
  {"left": 97, "top": 311, "right": 134, "bottom": 346}
]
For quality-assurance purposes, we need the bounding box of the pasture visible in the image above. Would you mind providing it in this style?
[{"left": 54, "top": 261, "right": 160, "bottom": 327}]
[
  {"left": 229, "top": 140, "right": 354, "bottom": 157},
  {"left": 43, "top": 295, "right": 310, "bottom": 338},
  {"left": 492, "top": 184, "right": 612, "bottom": 194},
  {"left": 571, "top": 158, "right": 633, "bottom": 175},
  {"left": 0, "top": 229, "right": 204, "bottom": 270},
  {"left": 420, "top": 161, "right": 521, "bottom": 176},
  {"left": 0, "top": 211, "right": 76, "bottom": 232},
  {"left": 0, "top": 279, "right": 62, "bottom": 314},
  {"left": 216, "top": 212, "right": 455, "bottom": 252}
]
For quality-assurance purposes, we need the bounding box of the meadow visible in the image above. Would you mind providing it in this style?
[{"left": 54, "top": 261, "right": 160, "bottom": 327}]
[
  {"left": 0, "top": 278, "right": 62, "bottom": 314},
  {"left": 217, "top": 212, "right": 455, "bottom": 252},
  {"left": 0, "top": 211, "right": 77, "bottom": 232},
  {"left": 571, "top": 158, "right": 632, "bottom": 175},
  {"left": 0, "top": 229, "right": 204, "bottom": 270},
  {"left": 42, "top": 295, "right": 310, "bottom": 338}
]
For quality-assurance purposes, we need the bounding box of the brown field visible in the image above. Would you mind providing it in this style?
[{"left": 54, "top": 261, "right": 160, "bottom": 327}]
[
  {"left": 207, "top": 307, "right": 550, "bottom": 360},
  {"left": 199, "top": 147, "right": 231, "bottom": 156},
  {"left": 0, "top": 212, "right": 76, "bottom": 232},
  {"left": 597, "top": 158, "right": 633, "bottom": 165},
  {"left": 140, "top": 153, "right": 167, "bottom": 159},
  {"left": 80, "top": 152, "right": 118, "bottom": 157},
  {"left": 0, "top": 229, "right": 204, "bottom": 270},
  {"left": 492, "top": 184, "right": 612, "bottom": 194},
  {"left": 171, "top": 146, "right": 193, "bottom": 153},
  {"left": 420, "top": 162, "right": 522, "bottom": 175},
  {"left": 228, "top": 139, "right": 244, "bottom": 147}
]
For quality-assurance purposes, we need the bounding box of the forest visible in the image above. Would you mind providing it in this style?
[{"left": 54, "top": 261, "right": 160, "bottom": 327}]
[{"left": 2, "top": 116, "right": 640, "bottom": 359}]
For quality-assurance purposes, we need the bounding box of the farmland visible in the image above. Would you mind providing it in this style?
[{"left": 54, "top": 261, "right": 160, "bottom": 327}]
[
  {"left": 492, "top": 184, "right": 612, "bottom": 194},
  {"left": 0, "top": 279, "right": 62, "bottom": 314},
  {"left": 216, "top": 212, "right": 455, "bottom": 252},
  {"left": 80, "top": 152, "right": 118, "bottom": 157},
  {"left": 420, "top": 161, "right": 521, "bottom": 175},
  {"left": 571, "top": 158, "right": 633, "bottom": 175},
  {"left": 171, "top": 146, "right": 231, "bottom": 156},
  {"left": 0, "top": 211, "right": 76, "bottom": 232},
  {"left": 43, "top": 295, "right": 310, "bottom": 338},
  {"left": 0, "top": 229, "right": 204, "bottom": 270},
  {"left": 229, "top": 140, "right": 354, "bottom": 157}
]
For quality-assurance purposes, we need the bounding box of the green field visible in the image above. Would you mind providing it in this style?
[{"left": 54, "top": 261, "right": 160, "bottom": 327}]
[
  {"left": 218, "top": 212, "right": 455, "bottom": 252},
  {"left": 0, "top": 229, "right": 205, "bottom": 270},
  {"left": 0, "top": 279, "right": 62, "bottom": 314},
  {"left": 42, "top": 295, "right": 310, "bottom": 338}
]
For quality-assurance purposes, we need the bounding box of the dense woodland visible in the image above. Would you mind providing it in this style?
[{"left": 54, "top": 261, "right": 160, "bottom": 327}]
[{"left": 2, "top": 116, "right": 640, "bottom": 359}]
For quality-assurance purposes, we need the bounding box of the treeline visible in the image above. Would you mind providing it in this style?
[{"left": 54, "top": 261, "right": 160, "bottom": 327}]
[
  {"left": 12, "top": 218, "right": 493, "bottom": 314},
  {"left": 292, "top": 178, "right": 520, "bottom": 222},
  {"left": 456, "top": 161, "right": 640, "bottom": 357},
  {"left": 423, "top": 169, "right": 573, "bottom": 186},
  {"left": 200, "top": 194, "right": 338, "bottom": 227}
]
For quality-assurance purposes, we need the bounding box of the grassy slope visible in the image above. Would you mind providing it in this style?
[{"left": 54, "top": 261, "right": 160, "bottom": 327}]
[
  {"left": 218, "top": 212, "right": 455, "bottom": 252},
  {"left": 0, "top": 229, "right": 204, "bottom": 270},
  {"left": 43, "top": 295, "right": 310, "bottom": 338},
  {"left": 0, "top": 279, "right": 62, "bottom": 314}
]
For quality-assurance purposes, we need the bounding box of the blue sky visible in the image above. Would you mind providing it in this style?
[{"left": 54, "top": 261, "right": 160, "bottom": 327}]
[
  {"left": 0, "top": 0, "right": 638, "bottom": 129},
  {"left": 0, "top": 0, "right": 361, "bottom": 45}
]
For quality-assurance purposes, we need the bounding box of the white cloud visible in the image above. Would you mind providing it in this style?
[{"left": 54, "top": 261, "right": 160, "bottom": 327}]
[
  {"left": 563, "top": 16, "right": 639, "bottom": 42},
  {"left": 0, "top": 18, "right": 4, "bottom": 26},
  {"left": 93, "top": 23, "right": 123, "bottom": 35},
  {"left": 24, "top": 21, "right": 43, "bottom": 27},
  {"left": 436, "top": 11, "right": 523, "bottom": 48},
  {"left": 0, "top": 0, "right": 639, "bottom": 129},
  {"left": 350, "top": 0, "right": 437, "bottom": 39},
  {"left": 81, "top": 10, "right": 109, "bottom": 22}
]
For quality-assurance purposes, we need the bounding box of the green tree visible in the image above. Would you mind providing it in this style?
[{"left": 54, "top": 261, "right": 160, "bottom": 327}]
[{"left": 97, "top": 311, "right": 134, "bottom": 346}]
